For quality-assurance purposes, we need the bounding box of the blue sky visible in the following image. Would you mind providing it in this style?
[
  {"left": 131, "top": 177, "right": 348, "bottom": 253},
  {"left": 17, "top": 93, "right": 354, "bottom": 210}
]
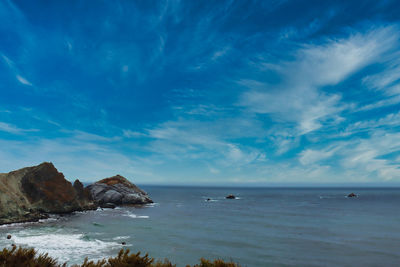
[{"left": 1, "top": 0, "right": 400, "bottom": 185}]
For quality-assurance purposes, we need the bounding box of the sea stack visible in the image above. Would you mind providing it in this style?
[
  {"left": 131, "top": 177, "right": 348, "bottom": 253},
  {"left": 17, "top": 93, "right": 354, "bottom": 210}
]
[{"left": 87, "top": 175, "right": 153, "bottom": 207}]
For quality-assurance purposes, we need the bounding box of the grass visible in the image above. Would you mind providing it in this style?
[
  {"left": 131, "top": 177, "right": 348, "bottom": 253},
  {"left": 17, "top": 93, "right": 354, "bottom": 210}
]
[{"left": 0, "top": 246, "right": 241, "bottom": 267}]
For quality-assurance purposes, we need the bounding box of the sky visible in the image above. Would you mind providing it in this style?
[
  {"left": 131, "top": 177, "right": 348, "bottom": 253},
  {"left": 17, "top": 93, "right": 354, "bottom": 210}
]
[{"left": 1, "top": 0, "right": 400, "bottom": 185}]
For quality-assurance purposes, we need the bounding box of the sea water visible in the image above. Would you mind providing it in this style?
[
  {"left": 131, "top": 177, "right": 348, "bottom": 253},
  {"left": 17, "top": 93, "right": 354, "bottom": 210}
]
[{"left": 1, "top": 186, "right": 400, "bottom": 266}]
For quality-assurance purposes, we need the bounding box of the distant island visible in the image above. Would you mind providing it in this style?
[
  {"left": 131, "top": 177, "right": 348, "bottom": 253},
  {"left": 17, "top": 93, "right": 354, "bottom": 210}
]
[{"left": 0, "top": 162, "right": 152, "bottom": 225}]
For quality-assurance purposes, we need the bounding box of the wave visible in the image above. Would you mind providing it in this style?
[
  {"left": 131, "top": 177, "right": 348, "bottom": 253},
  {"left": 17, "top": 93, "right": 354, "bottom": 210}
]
[
  {"left": 145, "top": 203, "right": 159, "bottom": 207},
  {"left": 123, "top": 211, "right": 149, "bottom": 219},
  {"left": 0, "top": 217, "right": 60, "bottom": 229},
  {"left": 11, "top": 232, "right": 121, "bottom": 264},
  {"left": 112, "top": 235, "right": 130, "bottom": 240}
]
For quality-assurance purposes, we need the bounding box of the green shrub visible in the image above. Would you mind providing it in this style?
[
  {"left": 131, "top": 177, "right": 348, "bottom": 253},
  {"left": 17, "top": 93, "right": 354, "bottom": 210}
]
[{"left": 0, "top": 246, "right": 240, "bottom": 267}]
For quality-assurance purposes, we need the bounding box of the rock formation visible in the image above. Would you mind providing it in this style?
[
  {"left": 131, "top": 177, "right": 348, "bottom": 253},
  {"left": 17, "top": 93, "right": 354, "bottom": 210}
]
[
  {"left": 0, "top": 162, "right": 96, "bottom": 225},
  {"left": 87, "top": 175, "right": 153, "bottom": 207},
  {"left": 0, "top": 163, "right": 152, "bottom": 225},
  {"left": 225, "top": 194, "right": 236, "bottom": 199}
]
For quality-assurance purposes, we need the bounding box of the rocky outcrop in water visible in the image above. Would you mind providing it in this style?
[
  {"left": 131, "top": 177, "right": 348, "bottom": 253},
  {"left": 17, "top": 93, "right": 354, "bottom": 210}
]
[
  {"left": 0, "top": 162, "right": 96, "bottom": 225},
  {"left": 347, "top": 192, "right": 357, "bottom": 198},
  {"left": 87, "top": 175, "right": 153, "bottom": 206}
]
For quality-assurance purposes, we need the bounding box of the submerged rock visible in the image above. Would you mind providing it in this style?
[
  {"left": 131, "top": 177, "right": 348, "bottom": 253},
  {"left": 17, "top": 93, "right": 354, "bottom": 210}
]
[
  {"left": 0, "top": 162, "right": 96, "bottom": 225},
  {"left": 347, "top": 192, "right": 357, "bottom": 198},
  {"left": 87, "top": 175, "right": 153, "bottom": 206},
  {"left": 225, "top": 194, "right": 236, "bottom": 199}
]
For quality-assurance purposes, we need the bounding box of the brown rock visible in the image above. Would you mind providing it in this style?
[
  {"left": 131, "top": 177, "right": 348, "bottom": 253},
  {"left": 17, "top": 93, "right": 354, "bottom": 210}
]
[
  {"left": 6, "top": 235, "right": 11, "bottom": 239},
  {"left": 0, "top": 162, "right": 96, "bottom": 225}
]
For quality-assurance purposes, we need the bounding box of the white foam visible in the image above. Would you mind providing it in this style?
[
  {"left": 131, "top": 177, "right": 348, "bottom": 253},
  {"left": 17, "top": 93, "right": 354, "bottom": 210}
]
[
  {"left": 126, "top": 214, "right": 149, "bottom": 219},
  {"left": 145, "top": 203, "right": 159, "bottom": 207},
  {"left": 38, "top": 218, "right": 58, "bottom": 223},
  {"left": 0, "top": 217, "right": 59, "bottom": 228},
  {"left": 12, "top": 233, "right": 120, "bottom": 264},
  {"left": 0, "top": 222, "right": 29, "bottom": 228},
  {"left": 112, "top": 235, "right": 130, "bottom": 240},
  {"left": 123, "top": 211, "right": 149, "bottom": 219}
]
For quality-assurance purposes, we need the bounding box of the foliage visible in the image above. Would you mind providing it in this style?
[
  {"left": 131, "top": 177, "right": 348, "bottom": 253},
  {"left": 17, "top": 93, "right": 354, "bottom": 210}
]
[
  {"left": 75, "top": 249, "right": 174, "bottom": 267},
  {"left": 0, "top": 246, "right": 240, "bottom": 267},
  {"left": 188, "top": 258, "right": 240, "bottom": 267},
  {"left": 0, "top": 245, "right": 63, "bottom": 267}
]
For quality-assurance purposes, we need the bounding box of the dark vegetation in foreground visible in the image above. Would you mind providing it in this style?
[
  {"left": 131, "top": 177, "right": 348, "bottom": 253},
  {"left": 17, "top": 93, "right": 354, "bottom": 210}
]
[{"left": 0, "top": 246, "right": 240, "bottom": 267}]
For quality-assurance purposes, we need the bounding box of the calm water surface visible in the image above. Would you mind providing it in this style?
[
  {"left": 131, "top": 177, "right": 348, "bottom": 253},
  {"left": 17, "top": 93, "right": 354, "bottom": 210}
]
[{"left": 1, "top": 187, "right": 400, "bottom": 266}]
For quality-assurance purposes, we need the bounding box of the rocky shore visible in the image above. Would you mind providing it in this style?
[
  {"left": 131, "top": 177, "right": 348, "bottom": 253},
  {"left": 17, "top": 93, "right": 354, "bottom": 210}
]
[{"left": 0, "top": 162, "right": 152, "bottom": 225}]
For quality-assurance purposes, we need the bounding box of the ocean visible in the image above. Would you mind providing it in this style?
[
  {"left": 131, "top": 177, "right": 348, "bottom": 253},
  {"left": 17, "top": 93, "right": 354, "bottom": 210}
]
[{"left": 1, "top": 186, "right": 400, "bottom": 266}]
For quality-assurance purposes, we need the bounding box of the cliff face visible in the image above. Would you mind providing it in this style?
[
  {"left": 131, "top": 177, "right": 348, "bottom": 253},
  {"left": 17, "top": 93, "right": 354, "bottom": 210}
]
[
  {"left": 87, "top": 175, "right": 153, "bottom": 206},
  {"left": 0, "top": 162, "right": 96, "bottom": 224}
]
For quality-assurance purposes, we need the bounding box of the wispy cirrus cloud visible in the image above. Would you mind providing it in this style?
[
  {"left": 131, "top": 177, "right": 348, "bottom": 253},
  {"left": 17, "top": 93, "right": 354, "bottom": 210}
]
[
  {"left": 240, "top": 26, "right": 399, "bottom": 136},
  {"left": 0, "top": 121, "right": 37, "bottom": 134},
  {"left": 1, "top": 54, "right": 33, "bottom": 86}
]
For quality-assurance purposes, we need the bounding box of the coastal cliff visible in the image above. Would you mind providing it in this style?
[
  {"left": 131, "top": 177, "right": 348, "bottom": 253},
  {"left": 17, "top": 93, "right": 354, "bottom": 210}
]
[
  {"left": 0, "top": 162, "right": 152, "bottom": 225},
  {"left": 0, "top": 162, "right": 96, "bottom": 224}
]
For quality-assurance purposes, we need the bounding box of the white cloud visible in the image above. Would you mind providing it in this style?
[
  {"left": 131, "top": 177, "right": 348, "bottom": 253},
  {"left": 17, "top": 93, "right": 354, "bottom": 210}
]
[
  {"left": 362, "top": 59, "right": 400, "bottom": 93},
  {"left": 0, "top": 133, "right": 154, "bottom": 183},
  {"left": 299, "top": 148, "right": 335, "bottom": 165},
  {"left": 240, "top": 26, "right": 399, "bottom": 136},
  {"left": 342, "top": 111, "right": 400, "bottom": 136},
  {"left": 16, "top": 74, "right": 33, "bottom": 86},
  {"left": 0, "top": 122, "right": 24, "bottom": 134},
  {"left": 122, "top": 129, "right": 146, "bottom": 138},
  {"left": 208, "top": 166, "right": 220, "bottom": 174},
  {"left": 339, "top": 132, "right": 400, "bottom": 181},
  {"left": 211, "top": 46, "right": 231, "bottom": 61},
  {"left": 296, "top": 130, "right": 400, "bottom": 182},
  {"left": 1, "top": 53, "right": 33, "bottom": 86},
  {"left": 145, "top": 117, "right": 265, "bottom": 168},
  {"left": 357, "top": 94, "right": 400, "bottom": 111},
  {"left": 0, "top": 121, "right": 37, "bottom": 134}
]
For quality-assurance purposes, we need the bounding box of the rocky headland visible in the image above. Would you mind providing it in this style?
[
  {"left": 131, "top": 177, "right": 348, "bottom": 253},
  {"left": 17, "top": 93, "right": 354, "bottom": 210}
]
[{"left": 0, "top": 162, "right": 152, "bottom": 225}]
